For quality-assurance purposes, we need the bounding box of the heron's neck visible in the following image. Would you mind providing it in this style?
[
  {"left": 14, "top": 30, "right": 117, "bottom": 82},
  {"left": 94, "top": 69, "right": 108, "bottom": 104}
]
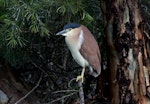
[{"left": 65, "top": 30, "right": 84, "bottom": 51}]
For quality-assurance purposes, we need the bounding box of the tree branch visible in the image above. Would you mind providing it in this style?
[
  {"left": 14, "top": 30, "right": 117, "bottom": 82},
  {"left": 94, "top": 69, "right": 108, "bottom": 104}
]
[
  {"left": 14, "top": 73, "right": 43, "bottom": 104},
  {"left": 78, "top": 80, "right": 85, "bottom": 104},
  {"left": 53, "top": 90, "right": 78, "bottom": 94},
  {"left": 48, "top": 92, "right": 77, "bottom": 104},
  {"left": 31, "top": 60, "right": 48, "bottom": 76}
]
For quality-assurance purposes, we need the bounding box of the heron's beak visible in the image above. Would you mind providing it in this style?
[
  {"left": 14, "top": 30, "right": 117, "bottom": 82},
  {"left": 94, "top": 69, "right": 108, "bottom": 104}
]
[{"left": 56, "top": 30, "right": 67, "bottom": 35}]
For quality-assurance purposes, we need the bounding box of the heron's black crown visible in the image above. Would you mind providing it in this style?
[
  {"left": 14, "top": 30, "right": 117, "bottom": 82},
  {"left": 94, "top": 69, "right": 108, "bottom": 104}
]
[{"left": 63, "top": 23, "right": 81, "bottom": 30}]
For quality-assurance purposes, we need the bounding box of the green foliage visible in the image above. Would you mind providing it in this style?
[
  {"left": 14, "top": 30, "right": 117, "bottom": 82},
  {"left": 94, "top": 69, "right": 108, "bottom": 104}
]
[{"left": 0, "top": 0, "right": 102, "bottom": 67}]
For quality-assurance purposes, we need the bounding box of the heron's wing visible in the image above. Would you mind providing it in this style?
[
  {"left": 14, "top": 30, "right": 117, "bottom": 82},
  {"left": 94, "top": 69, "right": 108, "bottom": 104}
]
[{"left": 79, "top": 26, "right": 101, "bottom": 76}]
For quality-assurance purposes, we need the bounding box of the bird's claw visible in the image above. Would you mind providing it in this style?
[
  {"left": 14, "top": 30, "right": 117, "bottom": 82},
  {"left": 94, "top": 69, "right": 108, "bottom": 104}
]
[
  {"left": 76, "top": 68, "right": 85, "bottom": 83},
  {"left": 76, "top": 75, "right": 84, "bottom": 83}
]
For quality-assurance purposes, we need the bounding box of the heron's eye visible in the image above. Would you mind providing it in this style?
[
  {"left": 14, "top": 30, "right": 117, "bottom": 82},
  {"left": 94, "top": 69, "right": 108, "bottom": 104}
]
[{"left": 66, "top": 28, "right": 72, "bottom": 32}]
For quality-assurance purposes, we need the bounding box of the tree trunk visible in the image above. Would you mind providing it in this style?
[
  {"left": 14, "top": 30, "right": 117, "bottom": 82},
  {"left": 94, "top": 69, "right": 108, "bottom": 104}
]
[{"left": 100, "top": 0, "right": 150, "bottom": 103}]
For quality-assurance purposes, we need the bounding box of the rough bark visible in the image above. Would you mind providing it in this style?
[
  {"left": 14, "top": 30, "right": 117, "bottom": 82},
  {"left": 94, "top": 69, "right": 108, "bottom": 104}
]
[{"left": 100, "top": 0, "right": 150, "bottom": 103}]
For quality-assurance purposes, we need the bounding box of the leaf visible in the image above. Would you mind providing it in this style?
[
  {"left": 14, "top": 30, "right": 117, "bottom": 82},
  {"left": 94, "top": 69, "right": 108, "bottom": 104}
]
[
  {"left": 81, "top": 11, "right": 86, "bottom": 20},
  {"left": 17, "top": 36, "right": 26, "bottom": 47},
  {"left": 0, "top": 14, "right": 6, "bottom": 21},
  {"left": 82, "top": 12, "right": 94, "bottom": 24},
  {"left": 26, "top": 12, "right": 32, "bottom": 22},
  {"left": 4, "top": 19, "right": 11, "bottom": 25},
  {"left": 56, "top": 5, "right": 66, "bottom": 15},
  {"left": 40, "top": 26, "right": 49, "bottom": 36},
  {"left": 85, "top": 12, "right": 94, "bottom": 22},
  {"left": 7, "top": 38, "right": 17, "bottom": 48},
  {"left": 29, "top": 24, "right": 39, "bottom": 33}
]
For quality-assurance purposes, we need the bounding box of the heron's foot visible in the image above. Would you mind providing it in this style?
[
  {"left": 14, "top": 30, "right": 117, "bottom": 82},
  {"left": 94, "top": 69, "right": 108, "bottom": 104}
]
[
  {"left": 76, "top": 75, "right": 84, "bottom": 83},
  {"left": 76, "top": 68, "right": 85, "bottom": 83}
]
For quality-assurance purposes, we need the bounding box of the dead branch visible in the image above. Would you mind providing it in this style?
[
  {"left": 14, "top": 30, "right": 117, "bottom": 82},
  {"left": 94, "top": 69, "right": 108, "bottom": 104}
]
[
  {"left": 14, "top": 73, "right": 43, "bottom": 104},
  {"left": 53, "top": 90, "right": 78, "bottom": 94},
  {"left": 31, "top": 60, "right": 48, "bottom": 76},
  {"left": 78, "top": 80, "right": 85, "bottom": 104},
  {"left": 68, "top": 78, "right": 76, "bottom": 88},
  {"left": 47, "top": 92, "right": 77, "bottom": 104},
  {"left": 53, "top": 61, "right": 64, "bottom": 69}
]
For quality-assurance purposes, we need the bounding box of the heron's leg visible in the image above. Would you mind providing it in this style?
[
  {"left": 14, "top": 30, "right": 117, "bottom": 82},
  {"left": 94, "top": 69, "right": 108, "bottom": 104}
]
[{"left": 76, "top": 67, "right": 85, "bottom": 83}]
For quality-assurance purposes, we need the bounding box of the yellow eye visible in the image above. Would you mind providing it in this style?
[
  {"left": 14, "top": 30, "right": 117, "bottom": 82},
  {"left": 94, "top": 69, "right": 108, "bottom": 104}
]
[{"left": 66, "top": 28, "right": 72, "bottom": 32}]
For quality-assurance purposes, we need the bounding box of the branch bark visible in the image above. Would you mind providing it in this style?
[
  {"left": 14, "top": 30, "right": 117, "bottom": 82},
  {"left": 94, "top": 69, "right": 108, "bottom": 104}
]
[{"left": 78, "top": 80, "right": 85, "bottom": 104}]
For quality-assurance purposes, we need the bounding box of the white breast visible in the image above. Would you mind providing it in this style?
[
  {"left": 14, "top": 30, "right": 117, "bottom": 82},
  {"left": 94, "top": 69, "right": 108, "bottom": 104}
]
[{"left": 65, "top": 30, "right": 89, "bottom": 67}]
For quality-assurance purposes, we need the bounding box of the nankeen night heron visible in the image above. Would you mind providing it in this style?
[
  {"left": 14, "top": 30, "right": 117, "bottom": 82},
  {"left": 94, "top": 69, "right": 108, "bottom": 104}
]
[{"left": 56, "top": 23, "right": 101, "bottom": 83}]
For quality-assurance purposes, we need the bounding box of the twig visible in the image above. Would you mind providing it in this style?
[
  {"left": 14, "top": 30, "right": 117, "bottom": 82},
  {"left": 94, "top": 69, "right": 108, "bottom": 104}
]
[
  {"left": 31, "top": 60, "right": 58, "bottom": 87},
  {"left": 53, "top": 90, "right": 78, "bottom": 94},
  {"left": 31, "top": 60, "right": 48, "bottom": 76},
  {"left": 68, "top": 78, "right": 85, "bottom": 104},
  {"left": 78, "top": 80, "right": 85, "bottom": 104},
  {"left": 48, "top": 92, "right": 77, "bottom": 104},
  {"left": 53, "top": 61, "right": 64, "bottom": 69},
  {"left": 14, "top": 73, "right": 43, "bottom": 104},
  {"left": 68, "top": 78, "right": 76, "bottom": 88}
]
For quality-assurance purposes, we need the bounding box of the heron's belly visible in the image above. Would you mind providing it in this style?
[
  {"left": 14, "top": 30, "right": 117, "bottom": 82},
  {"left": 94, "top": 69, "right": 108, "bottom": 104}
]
[
  {"left": 65, "top": 33, "right": 88, "bottom": 67},
  {"left": 65, "top": 41, "right": 89, "bottom": 67},
  {"left": 71, "top": 50, "right": 89, "bottom": 67}
]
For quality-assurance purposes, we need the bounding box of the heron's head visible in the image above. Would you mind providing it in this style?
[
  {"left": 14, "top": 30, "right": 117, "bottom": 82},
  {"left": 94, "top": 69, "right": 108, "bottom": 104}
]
[{"left": 56, "top": 23, "right": 81, "bottom": 37}]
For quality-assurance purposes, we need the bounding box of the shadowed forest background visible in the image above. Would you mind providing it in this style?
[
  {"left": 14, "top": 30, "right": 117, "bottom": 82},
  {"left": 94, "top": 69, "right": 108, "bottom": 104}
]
[{"left": 0, "top": 0, "right": 150, "bottom": 104}]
